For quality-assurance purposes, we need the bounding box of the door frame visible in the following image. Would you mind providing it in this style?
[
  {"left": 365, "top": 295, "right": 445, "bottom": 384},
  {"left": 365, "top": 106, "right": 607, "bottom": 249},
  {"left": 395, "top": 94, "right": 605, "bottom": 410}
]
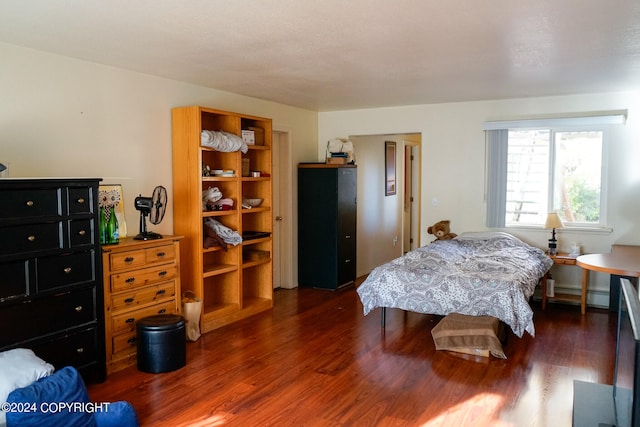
[{"left": 403, "top": 140, "right": 421, "bottom": 251}]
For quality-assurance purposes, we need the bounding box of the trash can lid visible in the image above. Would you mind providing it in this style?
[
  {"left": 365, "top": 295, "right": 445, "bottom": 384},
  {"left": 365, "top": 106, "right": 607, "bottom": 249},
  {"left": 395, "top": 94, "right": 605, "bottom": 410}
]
[{"left": 137, "top": 314, "right": 185, "bottom": 331}]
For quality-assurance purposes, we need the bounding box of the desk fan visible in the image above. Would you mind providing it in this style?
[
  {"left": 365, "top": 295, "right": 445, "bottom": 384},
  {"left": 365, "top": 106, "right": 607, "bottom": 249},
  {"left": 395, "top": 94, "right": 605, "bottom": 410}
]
[{"left": 134, "top": 185, "right": 167, "bottom": 240}]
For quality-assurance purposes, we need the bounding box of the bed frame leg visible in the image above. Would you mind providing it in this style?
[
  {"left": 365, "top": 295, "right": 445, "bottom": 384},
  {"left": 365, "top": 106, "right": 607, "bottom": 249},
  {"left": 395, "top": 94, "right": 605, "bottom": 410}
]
[{"left": 381, "top": 307, "right": 386, "bottom": 328}]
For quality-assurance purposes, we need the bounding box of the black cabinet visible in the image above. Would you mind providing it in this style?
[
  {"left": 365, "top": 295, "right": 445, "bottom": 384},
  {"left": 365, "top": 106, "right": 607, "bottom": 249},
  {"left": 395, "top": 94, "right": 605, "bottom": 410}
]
[
  {"left": 0, "top": 178, "right": 106, "bottom": 383},
  {"left": 298, "top": 164, "right": 357, "bottom": 290}
]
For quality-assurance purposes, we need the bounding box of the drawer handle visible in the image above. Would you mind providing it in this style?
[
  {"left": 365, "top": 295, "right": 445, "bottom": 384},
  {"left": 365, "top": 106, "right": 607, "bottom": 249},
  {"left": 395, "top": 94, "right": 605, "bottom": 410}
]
[
  {"left": 125, "top": 318, "right": 135, "bottom": 324},
  {"left": 125, "top": 277, "right": 136, "bottom": 284},
  {"left": 124, "top": 297, "right": 135, "bottom": 304},
  {"left": 27, "top": 235, "right": 36, "bottom": 242},
  {"left": 78, "top": 230, "right": 86, "bottom": 236},
  {"left": 75, "top": 305, "right": 83, "bottom": 312},
  {"left": 64, "top": 267, "right": 72, "bottom": 274},
  {"left": 158, "top": 271, "right": 168, "bottom": 278},
  {"left": 127, "top": 338, "right": 137, "bottom": 346},
  {"left": 26, "top": 200, "right": 34, "bottom": 207},
  {"left": 124, "top": 256, "right": 135, "bottom": 263},
  {"left": 345, "top": 259, "right": 351, "bottom": 263},
  {"left": 156, "top": 251, "right": 166, "bottom": 258},
  {"left": 76, "top": 347, "right": 84, "bottom": 353},
  {"left": 345, "top": 235, "right": 352, "bottom": 239},
  {"left": 158, "top": 309, "right": 167, "bottom": 314},
  {"left": 77, "top": 197, "right": 85, "bottom": 204},
  {"left": 156, "top": 289, "right": 166, "bottom": 296}
]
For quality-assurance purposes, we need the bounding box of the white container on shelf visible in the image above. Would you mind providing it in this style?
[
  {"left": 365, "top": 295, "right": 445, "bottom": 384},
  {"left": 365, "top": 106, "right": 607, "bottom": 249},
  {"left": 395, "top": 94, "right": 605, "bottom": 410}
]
[{"left": 547, "top": 278, "right": 555, "bottom": 297}]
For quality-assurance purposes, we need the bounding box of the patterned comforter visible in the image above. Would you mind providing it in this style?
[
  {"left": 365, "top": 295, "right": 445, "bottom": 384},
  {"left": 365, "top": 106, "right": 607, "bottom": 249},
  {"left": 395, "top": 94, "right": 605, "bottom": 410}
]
[{"left": 356, "top": 232, "right": 553, "bottom": 337}]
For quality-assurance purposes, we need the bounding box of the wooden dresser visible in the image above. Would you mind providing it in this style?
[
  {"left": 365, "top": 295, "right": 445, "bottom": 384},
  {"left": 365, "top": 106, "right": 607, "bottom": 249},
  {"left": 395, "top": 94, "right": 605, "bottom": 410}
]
[
  {"left": 0, "top": 178, "right": 106, "bottom": 382},
  {"left": 102, "top": 235, "right": 182, "bottom": 374}
]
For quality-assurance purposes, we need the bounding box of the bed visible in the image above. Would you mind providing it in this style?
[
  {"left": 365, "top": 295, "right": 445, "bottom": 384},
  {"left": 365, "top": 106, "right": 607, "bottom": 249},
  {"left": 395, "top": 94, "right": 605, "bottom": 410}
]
[{"left": 356, "top": 232, "right": 553, "bottom": 337}]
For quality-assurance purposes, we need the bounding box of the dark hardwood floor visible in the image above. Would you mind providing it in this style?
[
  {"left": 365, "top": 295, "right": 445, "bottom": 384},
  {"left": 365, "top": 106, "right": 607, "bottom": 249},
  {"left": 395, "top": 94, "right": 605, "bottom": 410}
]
[{"left": 88, "top": 285, "right": 618, "bottom": 426}]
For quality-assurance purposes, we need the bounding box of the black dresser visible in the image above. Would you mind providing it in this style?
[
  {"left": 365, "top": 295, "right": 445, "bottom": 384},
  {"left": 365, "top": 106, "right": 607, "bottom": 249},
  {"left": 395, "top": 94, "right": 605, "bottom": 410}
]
[
  {"left": 298, "top": 164, "right": 357, "bottom": 290},
  {"left": 0, "top": 178, "right": 106, "bottom": 383}
]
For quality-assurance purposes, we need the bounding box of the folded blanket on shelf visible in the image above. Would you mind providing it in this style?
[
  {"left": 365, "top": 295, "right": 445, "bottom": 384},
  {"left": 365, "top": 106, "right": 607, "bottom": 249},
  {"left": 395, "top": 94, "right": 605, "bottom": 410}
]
[
  {"left": 204, "top": 218, "right": 242, "bottom": 247},
  {"left": 201, "top": 130, "right": 248, "bottom": 153}
]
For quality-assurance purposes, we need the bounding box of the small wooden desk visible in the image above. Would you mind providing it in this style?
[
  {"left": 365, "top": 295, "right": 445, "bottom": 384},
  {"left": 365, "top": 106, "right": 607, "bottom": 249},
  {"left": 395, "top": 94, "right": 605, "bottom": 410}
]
[{"left": 576, "top": 245, "right": 640, "bottom": 313}]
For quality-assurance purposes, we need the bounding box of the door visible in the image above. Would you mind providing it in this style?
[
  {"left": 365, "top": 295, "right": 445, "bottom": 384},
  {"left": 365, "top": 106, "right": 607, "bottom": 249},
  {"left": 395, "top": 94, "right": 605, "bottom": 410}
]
[{"left": 272, "top": 130, "right": 294, "bottom": 289}]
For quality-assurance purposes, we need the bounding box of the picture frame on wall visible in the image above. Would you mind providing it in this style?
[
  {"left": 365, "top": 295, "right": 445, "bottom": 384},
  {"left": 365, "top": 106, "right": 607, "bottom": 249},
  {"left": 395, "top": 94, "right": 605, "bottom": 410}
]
[
  {"left": 98, "top": 184, "right": 128, "bottom": 238},
  {"left": 385, "top": 141, "right": 396, "bottom": 196}
]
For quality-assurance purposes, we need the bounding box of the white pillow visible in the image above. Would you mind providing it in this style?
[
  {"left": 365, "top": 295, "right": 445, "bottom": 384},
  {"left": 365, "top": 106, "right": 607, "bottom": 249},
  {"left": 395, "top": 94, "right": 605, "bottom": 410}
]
[{"left": 0, "top": 349, "right": 54, "bottom": 426}]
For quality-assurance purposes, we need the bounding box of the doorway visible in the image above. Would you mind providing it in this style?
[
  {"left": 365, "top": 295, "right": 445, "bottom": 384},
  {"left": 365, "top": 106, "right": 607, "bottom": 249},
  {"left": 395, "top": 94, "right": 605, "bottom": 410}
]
[
  {"left": 349, "top": 133, "right": 422, "bottom": 276},
  {"left": 272, "top": 129, "right": 294, "bottom": 289}
]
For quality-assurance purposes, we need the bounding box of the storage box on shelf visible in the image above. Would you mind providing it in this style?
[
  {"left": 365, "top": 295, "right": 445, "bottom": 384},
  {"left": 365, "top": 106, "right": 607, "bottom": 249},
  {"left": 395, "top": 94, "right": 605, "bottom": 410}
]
[
  {"left": 101, "top": 236, "right": 182, "bottom": 374},
  {"left": 172, "top": 106, "right": 273, "bottom": 334}
]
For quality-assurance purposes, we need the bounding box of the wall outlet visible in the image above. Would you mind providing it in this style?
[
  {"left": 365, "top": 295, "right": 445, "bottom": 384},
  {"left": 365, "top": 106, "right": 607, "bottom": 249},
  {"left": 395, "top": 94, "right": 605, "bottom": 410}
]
[{"left": 432, "top": 198, "right": 438, "bottom": 206}]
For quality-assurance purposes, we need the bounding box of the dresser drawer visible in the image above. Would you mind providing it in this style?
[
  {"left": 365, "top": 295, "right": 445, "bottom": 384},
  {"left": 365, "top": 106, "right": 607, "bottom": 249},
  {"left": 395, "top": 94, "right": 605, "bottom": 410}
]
[
  {"left": 37, "top": 251, "right": 95, "bottom": 292},
  {"left": 112, "top": 330, "right": 138, "bottom": 356},
  {"left": 145, "top": 244, "right": 176, "bottom": 264},
  {"left": 111, "top": 300, "right": 176, "bottom": 335},
  {"left": 0, "top": 288, "right": 96, "bottom": 347},
  {"left": 108, "top": 249, "right": 147, "bottom": 272},
  {"left": 111, "top": 281, "right": 176, "bottom": 313},
  {"left": 0, "top": 259, "right": 30, "bottom": 302},
  {"left": 68, "top": 219, "right": 94, "bottom": 247},
  {"left": 0, "top": 188, "right": 60, "bottom": 220},
  {"left": 67, "top": 187, "right": 94, "bottom": 215},
  {"left": 110, "top": 264, "right": 177, "bottom": 293},
  {"left": 30, "top": 327, "right": 98, "bottom": 370},
  {"left": 553, "top": 257, "right": 577, "bottom": 265},
  {"left": 0, "top": 222, "right": 62, "bottom": 256}
]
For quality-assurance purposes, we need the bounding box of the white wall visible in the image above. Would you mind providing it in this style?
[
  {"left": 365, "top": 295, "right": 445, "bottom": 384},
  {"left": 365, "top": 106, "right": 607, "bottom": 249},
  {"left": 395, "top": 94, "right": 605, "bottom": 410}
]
[
  {"left": 0, "top": 42, "right": 319, "bottom": 241},
  {"left": 3, "top": 41, "right": 638, "bottom": 303},
  {"left": 319, "top": 91, "right": 640, "bottom": 306}
]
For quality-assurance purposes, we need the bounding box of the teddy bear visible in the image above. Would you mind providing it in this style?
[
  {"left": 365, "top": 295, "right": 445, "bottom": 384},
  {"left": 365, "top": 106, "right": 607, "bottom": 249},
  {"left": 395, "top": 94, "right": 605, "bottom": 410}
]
[{"left": 427, "top": 220, "right": 457, "bottom": 242}]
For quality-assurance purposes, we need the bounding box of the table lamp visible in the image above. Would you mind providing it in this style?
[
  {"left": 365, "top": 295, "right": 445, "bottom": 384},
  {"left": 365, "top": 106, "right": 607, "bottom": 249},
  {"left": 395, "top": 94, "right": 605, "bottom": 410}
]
[{"left": 544, "top": 212, "right": 563, "bottom": 255}]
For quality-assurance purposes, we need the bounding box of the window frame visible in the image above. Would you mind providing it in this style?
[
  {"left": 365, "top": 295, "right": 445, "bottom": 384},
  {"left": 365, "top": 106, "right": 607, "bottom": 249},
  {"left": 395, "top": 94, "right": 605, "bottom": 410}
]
[{"left": 484, "top": 114, "right": 621, "bottom": 231}]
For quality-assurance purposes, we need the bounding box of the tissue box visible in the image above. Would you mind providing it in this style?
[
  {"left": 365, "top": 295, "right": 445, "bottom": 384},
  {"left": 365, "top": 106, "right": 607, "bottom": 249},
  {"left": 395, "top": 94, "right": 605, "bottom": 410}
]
[
  {"left": 242, "top": 130, "right": 255, "bottom": 145},
  {"left": 242, "top": 127, "right": 264, "bottom": 146}
]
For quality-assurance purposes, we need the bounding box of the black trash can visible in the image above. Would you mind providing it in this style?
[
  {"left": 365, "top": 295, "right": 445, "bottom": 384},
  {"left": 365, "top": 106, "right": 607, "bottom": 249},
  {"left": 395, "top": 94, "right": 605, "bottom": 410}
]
[{"left": 136, "top": 314, "right": 186, "bottom": 373}]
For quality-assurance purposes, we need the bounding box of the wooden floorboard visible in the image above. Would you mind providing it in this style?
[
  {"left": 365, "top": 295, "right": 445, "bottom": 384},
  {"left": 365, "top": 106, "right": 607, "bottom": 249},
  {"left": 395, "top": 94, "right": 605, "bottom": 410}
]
[{"left": 87, "top": 285, "right": 618, "bottom": 426}]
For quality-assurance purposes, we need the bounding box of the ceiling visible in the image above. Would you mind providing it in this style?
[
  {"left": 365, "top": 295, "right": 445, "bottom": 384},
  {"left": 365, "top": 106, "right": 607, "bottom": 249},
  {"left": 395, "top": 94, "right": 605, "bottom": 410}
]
[{"left": 1, "top": 0, "right": 639, "bottom": 112}]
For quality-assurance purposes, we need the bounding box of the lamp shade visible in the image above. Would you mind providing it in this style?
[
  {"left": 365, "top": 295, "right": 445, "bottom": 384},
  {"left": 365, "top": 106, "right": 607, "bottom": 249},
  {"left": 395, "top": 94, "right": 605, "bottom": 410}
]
[{"left": 544, "top": 212, "right": 564, "bottom": 229}]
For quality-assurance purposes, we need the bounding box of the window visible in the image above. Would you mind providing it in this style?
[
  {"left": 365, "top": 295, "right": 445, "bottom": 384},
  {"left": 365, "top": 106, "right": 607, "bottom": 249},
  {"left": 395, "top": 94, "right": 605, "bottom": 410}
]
[
  {"left": 506, "top": 129, "right": 603, "bottom": 226},
  {"left": 484, "top": 113, "right": 624, "bottom": 229}
]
